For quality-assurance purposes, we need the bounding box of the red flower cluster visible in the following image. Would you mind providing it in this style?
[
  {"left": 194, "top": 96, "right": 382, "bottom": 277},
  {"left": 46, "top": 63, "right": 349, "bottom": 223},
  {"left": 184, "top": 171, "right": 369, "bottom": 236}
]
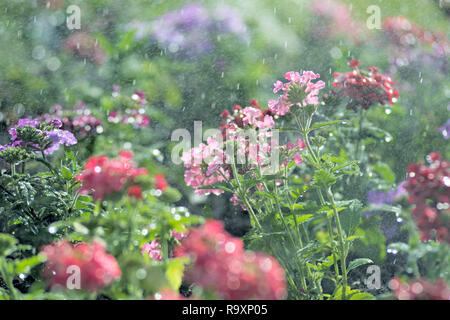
[
  {"left": 76, "top": 151, "right": 148, "bottom": 200},
  {"left": 155, "top": 173, "right": 169, "bottom": 191},
  {"left": 41, "top": 240, "right": 121, "bottom": 292},
  {"left": 175, "top": 220, "right": 287, "bottom": 300},
  {"left": 389, "top": 278, "right": 450, "bottom": 300},
  {"left": 405, "top": 152, "right": 450, "bottom": 244},
  {"left": 332, "top": 60, "right": 399, "bottom": 111}
]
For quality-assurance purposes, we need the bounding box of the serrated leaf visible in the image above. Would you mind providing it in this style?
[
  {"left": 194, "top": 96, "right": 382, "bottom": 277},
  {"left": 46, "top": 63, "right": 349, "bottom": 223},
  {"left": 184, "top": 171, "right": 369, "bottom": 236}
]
[
  {"left": 165, "top": 258, "right": 187, "bottom": 291},
  {"left": 61, "top": 166, "right": 73, "bottom": 180}
]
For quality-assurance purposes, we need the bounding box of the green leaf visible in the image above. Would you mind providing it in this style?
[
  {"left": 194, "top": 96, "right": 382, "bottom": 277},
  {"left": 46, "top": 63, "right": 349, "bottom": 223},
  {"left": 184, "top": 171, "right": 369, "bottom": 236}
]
[
  {"left": 332, "top": 161, "right": 359, "bottom": 172},
  {"left": 311, "top": 120, "right": 348, "bottom": 130},
  {"left": 295, "top": 214, "right": 313, "bottom": 224},
  {"left": 160, "top": 187, "right": 182, "bottom": 203},
  {"left": 312, "top": 169, "right": 337, "bottom": 188},
  {"left": 197, "top": 183, "right": 233, "bottom": 193},
  {"left": 350, "top": 292, "right": 375, "bottom": 300},
  {"left": 332, "top": 285, "right": 353, "bottom": 300},
  {"left": 14, "top": 254, "right": 46, "bottom": 275},
  {"left": 373, "top": 162, "right": 396, "bottom": 183},
  {"left": 165, "top": 258, "right": 187, "bottom": 291},
  {"left": 0, "top": 234, "right": 18, "bottom": 256},
  {"left": 347, "top": 258, "right": 373, "bottom": 273},
  {"left": 340, "top": 200, "right": 362, "bottom": 235},
  {"left": 118, "top": 30, "right": 136, "bottom": 52},
  {"left": 61, "top": 166, "right": 73, "bottom": 180}
]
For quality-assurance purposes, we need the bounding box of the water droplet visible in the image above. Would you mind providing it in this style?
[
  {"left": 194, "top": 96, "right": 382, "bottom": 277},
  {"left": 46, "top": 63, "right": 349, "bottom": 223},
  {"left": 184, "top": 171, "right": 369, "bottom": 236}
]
[
  {"left": 136, "top": 268, "right": 147, "bottom": 280},
  {"left": 48, "top": 226, "right": 57, "bottom": 234}
]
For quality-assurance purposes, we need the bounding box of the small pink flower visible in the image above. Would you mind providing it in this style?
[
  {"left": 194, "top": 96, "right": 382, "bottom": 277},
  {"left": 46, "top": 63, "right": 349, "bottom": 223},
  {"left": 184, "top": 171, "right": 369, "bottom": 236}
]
[
  {"left": 273, "top": 80, "right": 284, "bottom": 93},
  {"left": 286, "top": 142, "right": 295, "bottom": 150},
  {"left": 142, "top": 239, "right": 162, "bottom": 261},
  {"left": 297, "top": 139, "right": 306, "bottom": 149},
  {"left": 172, "top": 230, "right": 188, "bottom": 241},
  {"left": 294, "top": 153, "right": 303, "bottom": 164}
]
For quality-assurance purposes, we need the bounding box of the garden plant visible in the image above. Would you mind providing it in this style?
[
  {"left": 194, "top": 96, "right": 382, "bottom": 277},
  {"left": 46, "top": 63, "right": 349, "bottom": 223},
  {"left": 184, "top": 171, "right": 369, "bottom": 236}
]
[{"left": 0, "top": 0, "right": 449, "bottom": 302}]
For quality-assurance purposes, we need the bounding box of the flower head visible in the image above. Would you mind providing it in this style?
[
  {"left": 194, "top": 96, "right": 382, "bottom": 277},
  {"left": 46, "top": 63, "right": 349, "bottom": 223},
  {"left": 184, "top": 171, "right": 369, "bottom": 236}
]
[
  {"left": 76, "top": 151, "right": 148, "bottom": 200},
  {"left": 155, "top": 174, "right": 169, "bottom": 191},
  {"left": 6, "top": 117, "right": 77, "bottom": 155},
  {"left": 269, "top": 70, "right": 325, "bottom": 116},
  {"left": 332, "top": 60, "right": 399, "bottom": 111},
  {"left": 141, "top": 239, "right": 162, "bottom": 261},
  {"left": 175, "top": 220, "right": 286, "bottom": 299},
  {"left": 41, "top": 240, "right": 121, "bottom": 292},
  {"left": 405, "top": 152, "right": 450, "bottom": 244}
]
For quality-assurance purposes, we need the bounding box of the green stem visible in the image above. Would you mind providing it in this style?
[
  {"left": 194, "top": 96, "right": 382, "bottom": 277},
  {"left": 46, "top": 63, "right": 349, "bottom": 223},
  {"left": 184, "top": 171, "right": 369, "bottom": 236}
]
[
  {"left": 273, "top": 182, "right": 309, "bottom": 292},
  {"left": 295, "top": 111, "right": 349, "bottom": 299},
  {"left": 326, "top": 187, "right": 348, "bottom": 300},
  {"left": 283, "top": 166, "right": 317, "bottom": 292},
  {"left": 317, "top": 190, "right": 340, "bottom": 281},
  {"left": 355, "top": 108, "right": 365, "bottom": 160}
]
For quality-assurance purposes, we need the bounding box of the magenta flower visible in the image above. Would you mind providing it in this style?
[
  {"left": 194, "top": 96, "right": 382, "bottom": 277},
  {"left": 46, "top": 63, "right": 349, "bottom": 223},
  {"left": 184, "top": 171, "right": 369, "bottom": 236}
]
[
  {"left": 142, "top": 239, "right": 162, "bottom": 261},
  {"left": 269, "top": 70, "right": 325, "bottom": 116}
]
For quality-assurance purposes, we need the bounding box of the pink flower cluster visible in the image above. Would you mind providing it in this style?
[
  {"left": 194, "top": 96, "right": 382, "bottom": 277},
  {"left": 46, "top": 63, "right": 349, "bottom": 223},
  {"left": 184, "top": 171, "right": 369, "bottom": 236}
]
[
  {"left": 182, "top": 136, "right": 230, "bottom": 195},
  {"left": 332, "top": 60, "right": 399, "bottom": 111},
  {"left": 39, "top": 103, "right": 102, "bottom": 140},
  {"left": 182, "top": 99, "right": 308, "bottom": 196},
  {"left": 40, "top": 240, "right": 121, "bottom": 292},
  {"left": 174, "top": 220, "right": 287, "bottom": 300},
  {"left": 269, "top": 71, "right": 325, "bottom": 116},
  {"left": 389, "top": 278, "right": 450, "bottom": 300},
  {"left": 141, "top": 239, "right": 162, "bottom": 261},
  {"left": 76, "top": 150, "right": 148, "bottom": 200},
  {"left": 219, "top": 101, "right": 275, "bottom": 133},
  {"left": 182, "top": 101, "right": 280, "bottom": 195},
  {"left": 108, "top": 90, "right": 151, "bottom": 128},
  {"left": 405, "top": 152, "right": 450, "bottom": 244},
  {"left": 281, "top": 139, "right": 306, "bottom": 166},
  {"left": 310, "top": 0, "right": 364, "bottom": 43}
]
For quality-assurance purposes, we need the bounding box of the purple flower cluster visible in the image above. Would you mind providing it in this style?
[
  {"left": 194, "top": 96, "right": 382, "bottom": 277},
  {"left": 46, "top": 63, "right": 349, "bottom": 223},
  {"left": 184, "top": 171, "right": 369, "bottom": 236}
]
[
  {"left": 130, "top": 3, "right": 248, "bottom": 57},
  {"left": 365, "top": 182, "right": 408, "bottom": 239},
  {"left": 366, "top": 182, "right": 408, "bottom": 208},
  {"left": 439, "top": 119, "right": 450, "bottom": 140},
  {"left": 2, "top": 117, "right": 77, "bottom": 156}
]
